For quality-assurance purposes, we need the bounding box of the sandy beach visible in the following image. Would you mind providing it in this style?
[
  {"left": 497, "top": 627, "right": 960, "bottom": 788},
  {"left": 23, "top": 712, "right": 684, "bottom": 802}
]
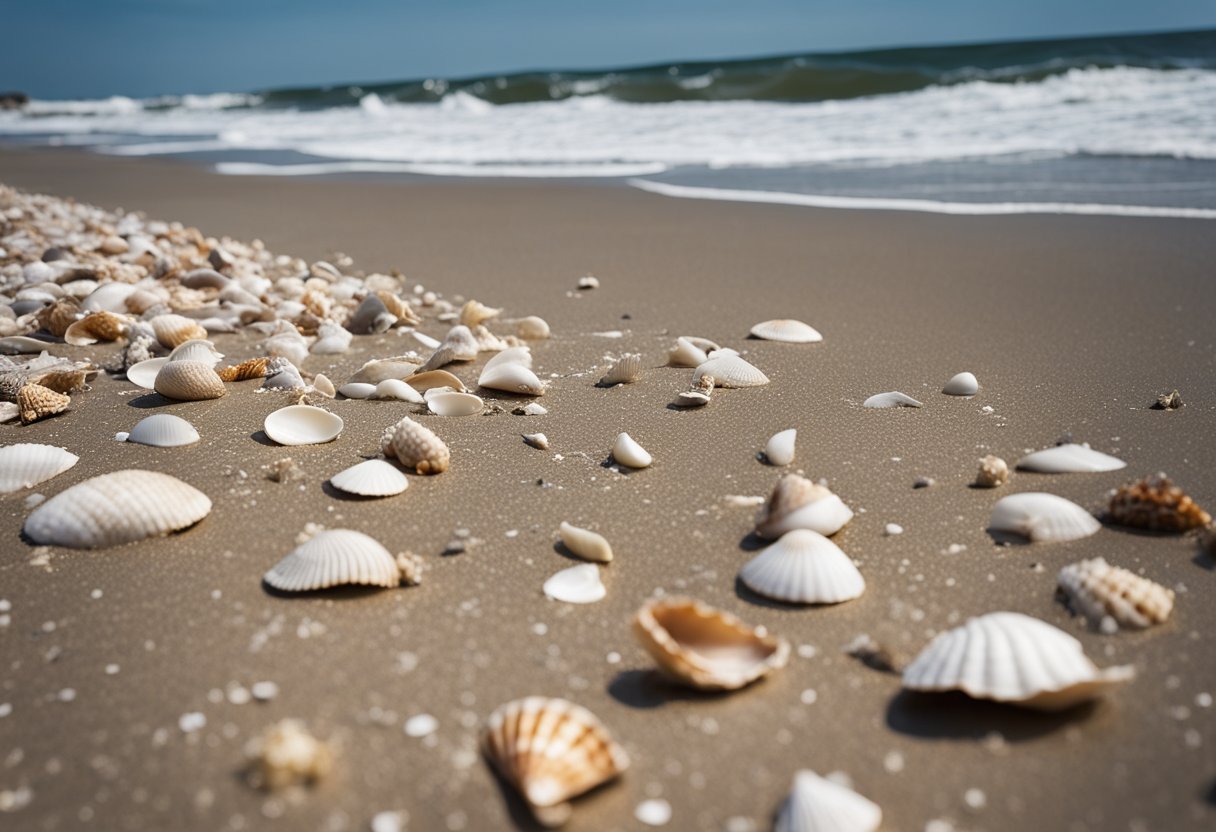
[{"left": 1, "top": 145, "right": 1215, "bottom": 832}]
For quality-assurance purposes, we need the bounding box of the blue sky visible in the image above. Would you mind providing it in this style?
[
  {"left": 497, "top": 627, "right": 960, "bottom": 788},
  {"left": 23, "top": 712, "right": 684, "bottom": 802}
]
[{"left": 4, "top": 0, "right": 1214, "bottom": 99}]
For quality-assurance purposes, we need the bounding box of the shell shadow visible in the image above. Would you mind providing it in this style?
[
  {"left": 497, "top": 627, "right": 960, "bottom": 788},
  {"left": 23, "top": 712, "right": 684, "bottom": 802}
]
[
  {"left": 482, "top": 762, "right": 550, "bottom": 831},
  {"left": 598, "top": 457, "right": 640, "bottom": 477},
  {"left": 885, "top": 689, "right": 1098, "bottom": 742},
  {"left": 128, "top": 392, "right": 174, "bottom": 409},
  {"left": 607, "top": 668, "right": 735, "bottom": 710},
  {"left": 733, "top": 575, "right": 796, "bottom": 611},
  {"left": 985, "top": 528, "right": 1031, "bottom": 546},
  {"left": 737, "top": 532, "right": 769, "bottom": 552},
  {"left": 552, "top": 541, "right": 587, "bottom": 563},
  {"left": 250, "top": 430, "right": 279, "bottom": 447},
  {"left": 1193, "top": 546, "right": 1215, "bottom": 571},
  {"left": 260, "top": 581, "right": 388, "bottom": 601}
]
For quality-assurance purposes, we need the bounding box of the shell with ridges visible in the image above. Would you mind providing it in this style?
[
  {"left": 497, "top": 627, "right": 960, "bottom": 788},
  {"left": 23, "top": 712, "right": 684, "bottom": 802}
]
[
  {"left": 18, "top": 383, "right": 70, "bottom": 424},
  {"left": 479, "top": 362, "right": 545, "bottom": 396},
  {"left": 765, "top": 428, "right": 796, "bottom": 466},
  {"left": 0, "top": 444, "right": 79, "bottom": 493},
  {"left": 263, "top": 405, "right": 343, "bottom": 446},
  {"left": 988, "top": 492, "right": 1100, "bottom": 542},
  {"left": 1057, "top": 557, "right": 1173, "bottom": 630},
  {"left": 150, "top": 313, "right": 207, "bottom": 349},
  {"left": 217, "top": 356, "right": 273, "bottom": 382},
  {"left": 154, "top": 360, "right": 226, "bottom": 401},
  {"left": 264, "top": 529, "right": 408, "bottom": 591},
  {"left": 775, "top": 770, "right": 882, "bottom": 832},
  {"left": 1107, "top": 472, "right": 1211, "bottom": 531},
  {"left": 1017, "top": 443, "right": 1126, "bottom": 473},
  {"left": 600, "top": 354, "right": 642, "bottom": 386},
  {"left": 863, "top": 391, "right": 923, "bottom": 408},
  {"left": 64, "top": 310, "right": 128, "bottom": 346},
  {"left": 739, "top": 529, "right": 865, "bottom": 605},
  {"left": 694, "top": 354, "right": 768, "bottom": 388},
  {"left": 559, "top": 522, "right": 613, "bottom": 563},
  {"left": 755, "top": 474, "right": 853, "bottom": 538},
  {"left": 127, "top": 413, "right": 200, "bottom": 447},
  {"left": 611, "top": 432, "right": 652, "bottom": 469},
  {"left": 167, "top": 339, "right": 223, "bottom": 367},
  {"left": 329, "top": 460, "right": 409, "bottom": 497},
  {"left": 381, "top": 416, "right": 449, "bottom": 474},
  {"left": 749, "top": 319, "right": 823, "bottom": 344}
]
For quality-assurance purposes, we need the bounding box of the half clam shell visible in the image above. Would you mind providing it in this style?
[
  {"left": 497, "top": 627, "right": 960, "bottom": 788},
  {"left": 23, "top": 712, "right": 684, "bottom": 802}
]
[
  {"left": 0, "top": 443, "right": 79, "bottom": 493},
  {"left": 263, "top": 405, "right": 344, "bottom": 446},
  {"left": 739, "top": 529, "right": 865, "bottom": 605},
  {"left": 988, "top": 492, "right": 1099, "bottom": 542}
]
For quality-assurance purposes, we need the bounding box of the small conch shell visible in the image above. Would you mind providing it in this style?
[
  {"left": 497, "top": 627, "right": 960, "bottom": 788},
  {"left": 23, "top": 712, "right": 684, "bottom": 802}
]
[
  {"left": 611, "top": 432, "right": 652, "bottom": 469},
  {"left": 942, "top": 371, "right": 979, "bottom": 396},
  {"left": 739, "top": 529, "right": 865, "bottom": 605},
  {"left": 0, "top": 443, "right": 79, "bottom": 493},
  {"left": 600, "top": 354, "right": 642, "bottom": 386},
  {"left": 217, "top": 356, "right": 274, "bottom": 382},
  {"left": 479, "top": 362, "right": 545, "bottom": 396},
  {"left": 264, "top": 405, "right": 343, "bottom": 446},
  {"left": 1017, "top": 443, "right": 1126, "bottom": 473},
  {"left": 150, "top": 313, "right": 207, "bottom": 349},
  {"left": 632, "top": 596, "right": 789, "bottom": 690},
  {"left": 482, "top": 697, "right": 629, "bottom": 828},
  {"left": 516, "top": 316, "right": 550, "bottom": 339},
  {"left": 64, "top": 310, "right": 128, "bottom": 346},
  {"left": 1107, "top": 472, "right": 1210, "bottom": 532},
  {"left": 765, "top": 428, "right": 796, "bottom": 466},
  {"left": 244, "top": 719, "right": 332, "bottom": 790},
  {"left": 264, "top": 529, "right": 416, "bottom": 591},
  {"left": 18, "top": 383, "right": 70, "bottom": 424},
  {"left": 459, "top": 299, "right": 502, "bottom": 328},
  {"left": 988, "top": 492, "right": 1100, "bottom": 542},
  {"left": 755, "top": 474, "right": 853, "bottom": 538},
  {"left": 975, "top": 455, "right": 1009, "bottom": 488},
  {"left": 694, "top": 354, "right": 769, "bottom": 388},
  {"left": 559, "top": 521, "right": 613, "bottom": 563},
  {"left": 381, "top": 416, "right": 450, "bottom": 474},
  {"left": 863, "top": 391, "right": 922, "bottom": 408},
  {"left": 775, "top": 770, "right": 882, "bottom": 832},
  {"left": 1057, "top": 557, "right": 1173, "bottom": 630},
  {"left": 749, "top": 319, "right": 822, "bottom": 343},
  {"left": 154, "top": 360, "right": 227, "bottom": 401},
  {"left": 328, "top": 460, "right": 409, "bottom": 497}
]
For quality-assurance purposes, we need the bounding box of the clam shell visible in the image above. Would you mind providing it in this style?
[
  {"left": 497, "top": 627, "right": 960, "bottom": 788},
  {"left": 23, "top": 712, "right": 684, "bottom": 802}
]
[
  {"left": 154, "top": 360, "right": 227, "bottom": 401},
  {"left": 479, "top": 362, "right": 545, "bottom": 396},
  {"left": 1107, "top": 472, "right": 1211, "bottom": 532},
  {"left": 427, "top": 391, "right": 484, "bottom": 416},
  {"left": 0, "top": 444, "right": 79, "bottom": 493},
  {"left": 942, "top": 371, "right": 979, "bottom": 396},
  {"left": 543, "top": 564, "right": 606, "bottom": 604},
  {"left": 338, "top": 382, "right": 376, "bottom": 399},
  {"left": 755, "top": 474, "right": 853, "bottom": 538},
  {"left": 1017, "top": 443, "right": 1126, "bottom": 473},
  {"left": 776, "top": 770, "right": 882, "bottom": 832},
  {"left": 902, "top": 611, "right": 1135, "bottom": 710},
  {"left": 611, "top": 432, "right": 652, "bottom": 469},
  {"left": 749, "top": 319, "right": 823, "bottom": 344},
  {"left": 739, "top": 529, "right": 865, "bottom": 605},
  {"left": 126, "top": 357, "right": 170, "bottom": 390},
  {"left": 482, "top": 697, "right": 629, "bottom": 828},
  {"left": 765, "top": 428, "right": 796, "bottom": 466},
  {"left": 372, "top": 379, "right": 425, "bottom": 403},
  {"left": 632, "top": 597, "right": 789, "bottom": 691},
  {"left": 264, "top": 529, "right": 405, "bottom": 591},
  {"left": 975, "top": 455, "right": 1009, "bottom": 488},
  {"left": 988, "top": 492, "right": 1100, "bottom": 542},
  {"left": 349, "top": 358, "right": 420, "bottom": 384},
  {"left": 668, "top": 337, "right": 708, "bottom": 368},
  {"left": 312, "top": 373, "right": 336, "bottom": 398},
  {"left": 127, "top": 414, "right": 200, "bottom": 447},
  {"left": 381, "top": 416, "right": 449, "bottom": 474},
  {"left": 559, "top": 522, "right": 613, "bottom": 563},
  {"left": 516, "top": 316, "right": 550, "bottom": 339},
  {"left": 167, "top": 339, "right": 223, "bottom": 367},
  {"left": 329, "top": 459, "right": 409, "bottom": 497},
  {"left": 24, "top": 469, "right": 211, "bottom": 548},
  {"left": 600, "top": 354, "right": 642, "bottom": 386},
  {"left": 263, "top": 405, "right": 344, "bottom": 446},
  {"left": 863, "top": 391, "right": 923, "bottom": 408},
  {"left": 693, "top": 355, "right": 769, "bottom": 388},
  {"left": 18, "top": 383, "right": 70, "bottom": 424},
  {"left": 483, "top": 346, "right": 533, "bottom": 372},
  {"left": 1058, "top": 557, "right": 1174, "bottom": 630},
  {"left": 150, "top": 313, "right": 207, "bottom": 349}
]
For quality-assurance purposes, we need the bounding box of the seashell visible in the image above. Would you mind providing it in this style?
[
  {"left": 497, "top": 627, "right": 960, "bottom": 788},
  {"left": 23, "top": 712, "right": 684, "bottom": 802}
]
[
  {"left": 427, "top": 390, "right": 483, "bottom": 416},
  {"left": 311, "top": 373, "right": 336, "bottom": 398},
  {"left": 694, "top": 354, "right": 768, "bottom": 388},
  {"left": 1152, "top": 389, "right": 1184, "bottom": 410},
  {"left": 988, "top": 492, "right": 1100, "bottom": 542},
  {"left": 244, "top": 719, "right": 332, "bottom": 790},
  {"left": 479, "top": 362, "right": 545, "bottom": 396},
  {"left": 1057, "top": 557, "right": 1173, "bottom": 630},
  {"left": 1017, "top": 443, "right": 1126, "bottom": 473},
  {"left": 902, "top": 611, "right": 1135, "bottom": 710},
  {"left": 633, "top": 597, "right": 789, "bottom": 690},
  {"left": 262, "top": 363, "right": 306, "bottom": 391},
  {"left": 611, "top": 432, "right": 652, "bottom": 469},
  {"left": 347, "top": 294, "right": 396, "bottom": 334},
  {"left": 706, "top": 347, "right": 739, "bottom": 359},
  {"left": 483, "top": 345, "right": 532, "bottom": 372},
  {"left": 0, "top": 444, "right": 79, "bottom": 493},
  {"left": 516, "top": 316, "right": 550, "bottom": 339},
  {"left": 126, "top": 413, "right": 200, "bottom": 447},
  {"left": 264, "top": 405, "right": 343, "bottom": 446},
  {"left": 179, "top": 268, "right": 229, "bottom": 289},
  {"left": 600, "top": 354, "right": 642, "bottom": 386},
  {"left": 381, "top": 416, "right": 449, "bottom": 474},
  {"left": 262, "top": 330, "right": 310, "bottom": 366},
  {"left": 406, "top": 369, "right": 468, "bottom": 393},
  {"left": 459, "top": 299, "right": 502, "bottom": 328},
  {"left": 150, "top": 313, "right": 207, "bottom": 349},
  {"left": 668, "top": 337, "right": 709, "bottom": 368},
  {"left": 524, "top": 433, "right": 549, "bottom": 450},
  {"left": 942, "top": 371, "right": 979, "bottom": 396},
  {"left": 18, "top": 383, "right": 70, "bottom": 424},
  {"left": 127, "top": 357, "right": 169, "bottom": 389},
  {"left": 311, "top": 322, "right": 352, "bottom": 355},
  {"left": 24, "top": 469, "right": 211, "bottom": 548},
  {"left": 339, "top": 382, "right": 376, "bottom": 399},
  {"left": 863, "top": 391, "right": 923, "bottom": 408},
  {"left": 1107, "top": 472, "right": 1210, "bottom": 532},
  {"left": 577, "top": 275, "right": 599, "bottom": 289},
  {"left": 0, "top": 402, "right": 18, "bottom": 423},
  {"left": 82, "top": 281, "right": 138, "bottom": 313},
  {"left": 755, "top": 474, "right": 853, "bottom": 538},
  {"left": 482, "top": 697, "right": 629, "bottom": 828},
  {"left": 559, "top": 522, "right": 612, "bottom": 563},
  {"left": 376, "top": 291, "right": 421, "bottom": 326},
  {"left": 217, "top": 356, "right": 273, "bottom": 382},
  {"left": 412, "top": 330, "right": 441, "bottom": 349},
  {"left": 37, "top": 297, "right": 83, "bottom": 338},
  {"left": 349, "top": 358, "right": 420, "bottom": 385},
  {"left": 30, "top": 367, "right": 91, "bottom": 395},
  {"left": 372, "top": 379, "right": 425, "bottom": 403},
  {"left": 265, "top": 529, "right": 416, "bottom": 591},
  {"left": 749, "top": 319, "right": 823, "bottom": 344},
  {"left": 975, "top": 455, "right": 1009, "bottom": 488},
  {"left": 64, "top": 310, "right": 128, "bottom": 346},
  {"left": 765, "top": 428, "right": 796, "bottom": 466},
  {"left": 167, "top": 339, "right": 223, "bottom": 367},
  {"left": 517, "top": 402, "right": 548, "bottom": 416},
  {"left": 329, "top": 460, "right": 409, "bottom": 498},
  {"left": 673, "top": 390, "right": 711, "bottom": 408},
  {"left": 775, "top": 770, "right": 882, "bottom": 832},
  {"left": 0, "top": 335, "right": 57, "bottom": 354},
  {"left": 154, "top": 360, "right": 226, "bottom": 401},
  {"left": 423, "top": 325, "right": 479, "bottom": 367},
  {"left": 739, "top": 529, "right": 865, "bottom": 605},
  {"left": 543, "top": 564, "right": 606, "bottom": 604}
]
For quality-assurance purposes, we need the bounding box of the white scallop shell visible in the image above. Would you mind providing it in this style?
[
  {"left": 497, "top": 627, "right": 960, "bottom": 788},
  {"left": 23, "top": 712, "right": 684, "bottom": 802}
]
[
  {"left": 1057, "top": 557, "right": 1174, "bottom": 630},
  {"left": 612, "top": 432, "right": 652, "bottom": 469},
  {"left": 0, "top": 444, "right": 79, "bottom": 493},
  {"left": 126, "top": 357, "right": 169, "bottom": 390},
  {"left": 427, "top": 391, "right": 484, "bottom": 416},
  {"left": 863, "top": 391, "right": 923, "bottom": 408},
  {"left": 479, "top": 362, "right": 545, "bottom": 395},
  {"left": 263, "top": 405, "right": 344, "bottom": 446},
  {"left": 482, "top": 345, "right": 533, "bottom": 372},
  {"left": 167, "top": 339, "right": 223, "bottom": 367},
  {"left": 755, "top": 475, "right": 854, "bottom": 538},
  {"left": 902, "top": 611, "right": 1135, "bottom": 710},
  {"left": 749, "top": 319, "right": 823, "bottom": 343},
  {"left": 328, "top": 460, "right": 409, "bottom": 498},
  {"left": 988, "top": 492, "right": 1100, "bottom": 542},
  {"left": 559, "top": 522, "right": 613, "bottom": 563},
  {"left": 373, "top": 379, "right": 425, "bottom": 403},
  {"left": 24, "top": 469, "right": 211, "bottom": 548},
  {"left": 775, "top": 770, "right": 882, "bottom": 832},
  {"left": 694, "top": 355, "right": 769, "bottom": 388},
  {"left": 942, "top": 371, "right": 979, "bottom": 396},
  {"left": 1016, "top": 443, "right": 1127, "bottom": 473},
  {"left": 600, "top": 354, "right": 642, "bottom": 385},
  {"left": 765, "top": 428, "right": 796, "bottom": 465},
  {"left": 338, "top": 382, "right": 376, "bottom": 399},
  {"left": 264, "top": 529, "right": 403, "bottom": 591},
  {"left": 126, "top": 414, "right": 200, "bottom": 447},
  {"left": 739, "top": 530, "right": 865, "bottom": 605},
  {"left": 543, "top": 564, "right": 606, "bottom": 604},
  {"left": 667, "top": 337, "right": 709, "bottom": 368}
]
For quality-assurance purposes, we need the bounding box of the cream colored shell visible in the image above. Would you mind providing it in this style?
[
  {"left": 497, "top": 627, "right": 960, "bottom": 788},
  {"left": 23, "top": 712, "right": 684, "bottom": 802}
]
[
  {"left": 776, "top": 770, "right": 882, "bottom": 832},
  {"left": 988, "top": 492, "right": 1100, "bottom": 542},
  {"left": 755, "top": 474, "right": 853, "bottom": 538},
  {"left": 558, "top": 522, "right": 613, "bottom": 563},
  {"left": 263, "top": 529, "right": 408, "bottom": 591},
  {"left": 0, "top": 444, "right": 79, "bottom": 493},
  {"left": 381, "top": 416, "right": 450, "bottom": 474},
  {"left": 739, "top": 529, "right": 865, "bottom": 605}
]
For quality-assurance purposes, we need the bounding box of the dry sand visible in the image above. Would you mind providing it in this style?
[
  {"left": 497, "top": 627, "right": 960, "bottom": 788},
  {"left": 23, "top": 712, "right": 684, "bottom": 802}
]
[{"left": 1, "top": 146, "right": 1215, "bottom": 831}]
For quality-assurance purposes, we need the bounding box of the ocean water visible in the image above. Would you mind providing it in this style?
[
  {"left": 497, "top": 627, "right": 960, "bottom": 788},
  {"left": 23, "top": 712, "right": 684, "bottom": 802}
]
[{"left": 3, "top": 29, "right": 1215, "bottom": 217}]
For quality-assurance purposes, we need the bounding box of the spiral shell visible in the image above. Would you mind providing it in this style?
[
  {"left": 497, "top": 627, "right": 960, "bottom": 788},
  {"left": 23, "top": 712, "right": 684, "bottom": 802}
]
[{"left": 381, "top": 416, "right": 450, "bottom": 474}]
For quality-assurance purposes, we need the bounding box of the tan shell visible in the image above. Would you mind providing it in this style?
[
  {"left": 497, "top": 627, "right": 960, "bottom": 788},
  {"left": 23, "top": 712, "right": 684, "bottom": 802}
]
[
  {"left": 1057, "top": 558, "right": 1174, "bottom": 630},
  {"left": 155, "top": 360, "right": 227, "bottom": 401},
  {"left": 459, "top": 299, "right": 502, "bottom": 328},
  {"left": 150, "top": 313, "right": 208, "bottom": 348},
  {"left": 755, "top": 474, "right": 853, "bottom": 538},
  {"left": 64, "top": 310, "right": 128, "bottom": 346},
  {"left": 516, "top": 316, "right": 550, "bottom": 339},
  {"left": 406, "top": 369, "right": 467, "bottom": 393},
  {"left": 217, "top": 356, "right": 274, "bottom": 382},
  {"left": 36, "top": 297, "right": 82, "bottom": 338},
  {"left": 632, "top": 597, "right": 790, "bottom": 690},
  {"left": 18, "top": 383, "right": 70, "bottom": 424},
  {"left": 30, "top": 368, "right": 90, "bottom": 395},
  {"left": 1108, "top": 472, "right": 1211, "bottom": 532},
  {"left": 975, "top": 455, "right": 1009, "bottom": 488},
  {"left": 376, "top": 290, "right": 421, "bottom": 326},
  {"left": 244, "top": 719, "right": 333, "bottom": 790},
  {"left": 381, "top": 416, "right": 450, "bottom": 474}
]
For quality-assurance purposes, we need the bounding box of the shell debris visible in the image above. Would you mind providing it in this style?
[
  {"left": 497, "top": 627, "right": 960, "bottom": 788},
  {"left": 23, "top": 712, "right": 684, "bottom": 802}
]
[
  {"left": 244, "top": 719, "right": 333, "bottom": 790},
  {"left": 1107, "top": 472, "right": 1211, "bottom": 532},
  {"left": 523, "top": 432, "right": 549, "bottom": 450},
  {"left": 974, "top": 455, "right": 1009, "bottom": 488}
]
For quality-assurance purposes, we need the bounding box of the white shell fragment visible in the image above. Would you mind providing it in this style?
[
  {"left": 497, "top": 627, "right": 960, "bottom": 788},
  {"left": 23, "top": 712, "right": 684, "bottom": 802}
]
[
  {"left": 373, "top": 379, "right": 425, "bottom": 403},
  {"left": 776, "top": 770, "right": 882, "bottom": 832},
  {"left": 543, "top": 564, "right": 606, "bottom": 604},
  {"left": 902, "top": 611, "right": 1135, "bottom": 710},
  {"left": 749, "top": 319, "right": 823, "bottom": 343},
  {"left": 942, "top": 371, "right": 979, "bottom": 396},
  {"left": 479, "top": 362, "right": 545, "bottom": 396},
  {"left": 126, "top": 414, "right": 201, "bottom": 447},
  {"left": 1016, "top": 443, "right": 1127, "bottom": 474},
  {"left": 989, "top": 492, "right": 1100, "bottom": 542},
  {"left": 0, "top": 444, "right": 79, "bottom": 493},
  {"left": 329, "top": 460, "right": 409, "bottom": 498},
  {"left": 577, "top": 275, "right": 600, "bottom": 289},
  {"left": 523, "top": 433, "right": 549, "bottom": 450},
  {"left": 559, "top": 522, "right": 613, "bottom": 563},
  {"left": 24, "top": 469, "right": 211, "bottom": 548},
  {"left": 126, "top": 357, "right": 169, "bottom": 390},
  {"left": 694, "top": 354, "right": 769, "bottom": 388},
  {"left": 1057, "top": 558, "right": 1174, "bottom": 630},
  {"left": 863, "top": 391, "right": 923, "bottom": 408},
  {"left": 600, "top": 354, "right": 642, "bottom": 386},
  {"left": 427, "top": 390, "right": 484, "bottom": 416},
  {"left": 611, "top": 432, "right": 652, "bottom": 469},
  {"left": 765, "top": 429, "right": 797, "bottom": 466},
  {"left": 739, "top": 530, "right": 865, "bottom": 605},
  {"left": 264, "top": 529, "right": 411, "bottom": 591},
  {"left": 668, "top": 337, "right": 709, "bottom": 368},
  {"left": 756, "top": 475, "right": 854, "bottom": 538},
  {"left": 263, "top": 405, "right": 344, "bottom": 446},
  {"left": 338, "top": 382, "right": 376, "bottom": 399},
  {"left": 167, "top": 339, "right": 223, "bottom": 367}
]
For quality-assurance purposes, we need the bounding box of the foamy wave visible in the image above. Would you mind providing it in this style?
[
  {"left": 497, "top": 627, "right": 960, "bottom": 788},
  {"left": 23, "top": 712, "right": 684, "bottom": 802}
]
[{"left": 215, "top": 161, "right": 668, "bottom": 177}]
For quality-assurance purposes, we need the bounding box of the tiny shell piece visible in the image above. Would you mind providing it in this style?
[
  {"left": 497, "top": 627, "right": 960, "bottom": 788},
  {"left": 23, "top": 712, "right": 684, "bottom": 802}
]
[
  {"left": 749, "top": 319, "right": 823, "bottom": 343},
  {"left": 543, "top": 564, "right": 606, "bottom": 604},
  {"left": 1057, "top": 558, "right": 1174, "bottom": 630},
  {"left": 154, "top": 360, "right": 226, "bottom": 401},
  {"left": 611, "top": 432, "right": 652, "bottom": 469},
  {"left": 988, "top": 492, "right": 1100, "bottom": 542},
  {"left": 127, "top": 414, "right": 201, "bottom": 447},
  {"left": 975, "top": 455, "right": 1009, "bottom": 488},
  {"left": 263, "top": 405, "right": 344, "bottom": 446},
  {"left": 0, "top": 444, "right": 79, "bottom": 493},
  {"left": 244, "top": 719, "right": 332, "bottom": 790},
  {"left": 739, "top": 529, "right": 864, "bottom": 605},
  {"left": 765, "top": 429, "right": 796, "bottom": 466},
  {"left": 328, "top": 460, "right": 409, "bottom": 498},
  {"left": 942, "top": 371, "right": 979, "bottom": 396},
  {"left": 577, "top": 275, "right": 600, "bottom": 289},
  {"left": 776, "top": 770, "right": 882, "bottom": 832},
  {"left": 1017, "top": 443, "right": 1126, "bottom": 474},
  {"left": 381, "top": 416, "right": 450, "bottom": 474},
  {"left": 1107, "top": 473, "right": 1211, "bottom": 532},
  {"left": 600, "top": 354, "right": 642, "bottom": 386},
  {"left": 559, "top": 522, "right": 613, "bottom": 563},
  {"left": 18, "top": 383, "right": 70, "bottom": 424},
  {"left": 863, "top": 391, "right": 923, "bottom": 408},
  {"left": 755, "top": 474, "right": 853, "bottom": 538}
]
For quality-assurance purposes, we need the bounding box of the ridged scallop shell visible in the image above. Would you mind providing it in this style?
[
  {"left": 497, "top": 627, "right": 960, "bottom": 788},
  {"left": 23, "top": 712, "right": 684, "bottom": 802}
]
[
  {"left": 167, "top": 340, "right": 223, "bottom": 367},
  {"left": 482, "top": 697, "right": 629, "bottom": 828},
  {"left": 543, "top": 564, "right": 606, "bottom": 604},
  {"left": 1107, "top": 472, "right": 1211, "bottom": 531},
  {"left": 632, "top": 597, "right": 790, "bottom": 691},
  {"left": 459, "top": 299, "right": 502, "bottom": 327},
  {"left": 693, "top": 355, "right": 769, "bottom": 388},
  {"left": 902, "top": 611, "right": 1135, "bottom": 710},
  {"left": 329, "top": 459, "right": 409, "bottom": 497},
  {"left": 749, "top": 319, "right": 823, "bottom": 344},
  {"left": 64, "top": 310, "right": 128, "bottom": 346},
  {"left": 863, "top": 391, "right": 923, "bottom": 408},
  {"left": 611, "top": 432, "right": 652, "bottom": 469},
  {"left": 559, "top": 522, "right": 613, "bottom": 563},
  {"left": 127, "top": 413, "right": 200, "bottom": 447},
  {"left": 1057, "top": 558, "right": 1173, "bottom": 630},
  {"left": 975, "top": 455, "right": 1009, "bottom": 488},
  {"left": 942, "top": 371, "right": 979, "bottom": 396},
  {"left": 0, "top": 444, "right": 79, "bottom": 493},
  {"left": 483, "top": 346, "right": 532, "bottom": 372},
  {"left": 1017, "top": 443, "right": 1126, "bottom": 473},
  {"left": 381, "top": 416, "right": 449, "bottom": 474},
  {"left": 427, "top": 391, "right": 483, "bottom": 416},
  {"left": 755, "top": 474, "right": 854, "bottom": 538},
  {"left": 264, "top": 529, "right": 408, "bottom": 591},
  {"left": 18, "top": 383, "right": 70, "bottom": 424},
  {"left": 765, "top": 429, "right": 796, "bottom": 466},
  {"left": 479, "top": 362, "right": 545, "bottom": 396},
  {"left": 150, "top": 314, "right": 207, "bottom": 349},
  {"left": 739, "top": 530, "right": 865, "bottom": 605},
  {"left": 24, "top": 469, "right": 211, "bottom": 548},
  {"left": 600, "top": 354, "right": 642, "bottom": 385},
  {"left": 264, "top": 405, "right": 343, "bottom": 446},
  {"left": 988, "top": 492, "right": 1100, "bottom": 542},
  {"left": 668, "top": 337, "right": 709, "bottom": 368},
  {"left": 125, "top": 356, "right": 168, "bottom": 389},
  {"left": 217, "top": 356, "right": 274, "bottom": 382},
  {"left": 154, "top": 360, "right": 226, "bottom": 401},
  {"left": 775, "top": 770, "right": 882, "bottom": 832},
  {"left": 516, "top": 316, "right": 550, "bottom": 339}
]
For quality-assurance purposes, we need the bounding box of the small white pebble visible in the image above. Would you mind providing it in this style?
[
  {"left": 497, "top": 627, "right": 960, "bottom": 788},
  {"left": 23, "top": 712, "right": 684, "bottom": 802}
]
[
  {"left": 884, "top": 523, "right": 903, "bottom": 536},
  {"left": 105, "top": 664, "right": 119, "bottom": 675},
  {"left": 800, "top": 689, "right": 818, "bottom": 705},
  {"left": 251, "top": 681, "right": 279, "bottom": 701},
  {"left": 964, "top": 788, "right": 987, "bottom": 810},
  {"left": 796, "top": 644, "right": 818, "bottom": 659},
  {"left": 635, "top": 798, "right": 672, "bottom": 827},
  {"left": 57, "top": 688, "right": 76, "bottom": 703},
  {"left": 179, "top": 712, "right": 206, "bottom": 733},
  {"left": 115, "top": 432, "right": 130, "bottom": 442},
  {"left": 1196, "top": 692, "right": 1212, "bottom": 708},
  {"left": 606, "top": 651, "right": 621, "bottom": 665},
  {"left": 883, "top": 751, "right": 905, "bottom": 773},
  {"left": 371, "top": 810, "right": 409, "bottom": 832},
  {"left": 90, "top": 589, "right": 103, "bottom": 600},
  {"left": 404, "top": 714, "right": 438, "bottom": 738},
  {"left": 0, "top": 703, "right": 11, "bottom": 717}
]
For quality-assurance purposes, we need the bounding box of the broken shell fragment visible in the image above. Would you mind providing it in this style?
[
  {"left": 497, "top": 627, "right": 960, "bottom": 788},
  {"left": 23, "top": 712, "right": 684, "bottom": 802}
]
[
  {"left": 600, "top": 354, "right": 642, "bottom": 386},
  {"left": 942, "top": 371, "right": 979, "bottom": 396},
  {"left": 765, "top": 428, "right": 796, "bottom": 466},
  {"left": 427, "top": 390, "right": 483, "bottom": 416},
  {"left": 775, "top": 770, "right": 882, "bottom": 832},
  {"left": 1107, "top": 473, "right": 1211, "bottom": 532},
  {"left": 328, "top": 460, "right": 409, "bottom": 498},
  {"left": 577, "top": 275, "right": 599, "bottom": 290},
  {"left": 863, "top": 391, "right": 923, "bottom": 408},
  {"left": 479, "top": 362, "right": 545, "bottom": 396},
  {"left": 264, "top": 529, "right": 414, "bottom": 591},
  {"left": 244, "top": 719, "right": 332, "bottom": 790},
  {"left": 64, "top": 310, "right": 128, "bottom": 346},
  {"left": 749, "top": 319, "right": 823, "bottom": 344},
  {"left": 559, "top": 522, "right": 613, "bottom": 563},
  {"left": 739, "top": 529, "right": 865, "bottom": 605},
  {"left": 611, "top": 432, "right": 652, "bottom": 469},
  {"left": 154, "top": 360, "right": 226, "bottom": 401},
  {"left": 263, "top": 405, "right": 344, "bottom": 446},
  {"left": 18, "top": 383, "right": 70, "bottom": 424},
  {"left": 523, "top": 432, "right": 549, "bottom": 450},
  {"left": 668, "top": 337, "right": 709, "bottom": 368},
  {"left": 1057, "top": 557, "right": 1173, "bottom": 630},
  {"left": 0, "top": 444, "right": 79, "bottom": 493},
  {"left": 1017, "top": 443, "right": 1126, "bottom": 474},
  {"left": 543, "top": 564, "right": 606, "bottom": 604},
  {"left": 988, "top": 492, "right": 1100, "bottom": 542},
  {"left": 381, "top": 416, "right": 449, "bottom": 474},
  {"left": 694, "top": 354, "right": 769, "bottom": 388},
  {"left": 1151, "top": 390, "right": 1183, "bottom": 410},
  {"left": 127, "top": 413, "right": 201, "bottom": 447},
  {"left": 975, "top": 455, "right": 1009, "bottom": 488},
  {"left": 755, "top": 474, "right": 853, "bottom": 538}
]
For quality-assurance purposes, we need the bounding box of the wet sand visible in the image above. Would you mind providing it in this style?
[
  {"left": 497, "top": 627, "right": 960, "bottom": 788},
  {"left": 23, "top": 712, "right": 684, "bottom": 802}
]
[{"left": 1, "top": 146, "right": 1215, "bottom": 832}]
